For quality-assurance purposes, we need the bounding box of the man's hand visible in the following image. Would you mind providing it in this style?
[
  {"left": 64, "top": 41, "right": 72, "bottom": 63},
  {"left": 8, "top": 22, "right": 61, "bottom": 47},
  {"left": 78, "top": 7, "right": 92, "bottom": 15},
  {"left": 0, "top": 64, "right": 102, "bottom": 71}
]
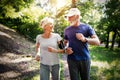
[
  {"left": 66, "top": 47, "right": 73, "bottom": 55},
  {"left": 76, "top": 33, "right": 87, "bottom": 42}
]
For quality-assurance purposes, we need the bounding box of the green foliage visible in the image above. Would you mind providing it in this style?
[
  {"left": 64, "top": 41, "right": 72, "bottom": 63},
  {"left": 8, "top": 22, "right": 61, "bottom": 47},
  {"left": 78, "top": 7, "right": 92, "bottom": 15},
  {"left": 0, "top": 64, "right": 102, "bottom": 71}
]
[
  {"left": 98, "top": 0, "right": 120, "bottom": 44},
  {"left": 90, "top": 46, "right": 120, "bottom": 80},
  {"left": 17, "top": 22, "right": 43, "bottom": 41},
  {"left": 0, "top": 15, "right": 45, "bottom": 41},
  {"left": 0, "top": 0, "right": 47, "bottom": 41},
  {"left": 54, "top": 16, "right": 69, "bottom": 37},
  {"left": 90, "top": 46, "right": 120, "bottom": 62},
  {"left": 0, "top": 0, "right": 104, "bottom": 42},
  {"left": 90, "top": 66, "right": 99, "bottom": 80},
  {"left": 0, "top": 0, "right": 34, "bottom": 18},
  {"left": 105, "top": 0, "right": 120, "bottom": 30},
  {"left": 77, "top": 0, "right": 102, "bottom": 27}
]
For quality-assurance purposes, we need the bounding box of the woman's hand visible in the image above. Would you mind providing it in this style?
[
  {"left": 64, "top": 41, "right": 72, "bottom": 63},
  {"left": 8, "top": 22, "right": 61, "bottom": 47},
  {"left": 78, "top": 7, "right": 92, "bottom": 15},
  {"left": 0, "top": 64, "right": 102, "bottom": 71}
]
[
  {"left": 48, "top": 46, "right": 57, "bottom": 53},
  {"left": 35, "top": 55, "right": 40, "bottom": 61},
  {"left": 66, "top": 47, "right": 73, "bottom": 55}
]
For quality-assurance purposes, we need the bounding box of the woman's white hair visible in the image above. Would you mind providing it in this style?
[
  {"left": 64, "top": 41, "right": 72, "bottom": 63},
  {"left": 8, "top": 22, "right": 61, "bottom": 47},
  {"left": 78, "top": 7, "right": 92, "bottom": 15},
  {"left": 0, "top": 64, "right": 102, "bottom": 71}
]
[{"left": 40, "top": 17, "right": 54, "bottom": 28}]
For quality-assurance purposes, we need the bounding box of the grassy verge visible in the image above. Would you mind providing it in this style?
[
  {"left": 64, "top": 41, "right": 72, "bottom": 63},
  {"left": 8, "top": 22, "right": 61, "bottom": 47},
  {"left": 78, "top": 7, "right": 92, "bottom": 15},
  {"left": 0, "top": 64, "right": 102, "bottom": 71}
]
[{"left": 90, "top": 46, "right": 120, "bottom": 80}]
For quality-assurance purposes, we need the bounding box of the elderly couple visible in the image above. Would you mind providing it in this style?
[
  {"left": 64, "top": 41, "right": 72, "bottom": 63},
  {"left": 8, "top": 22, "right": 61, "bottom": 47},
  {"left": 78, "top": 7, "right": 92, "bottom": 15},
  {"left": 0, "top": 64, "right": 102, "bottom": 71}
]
[{"left": 35, "top": 8, "right": 100, "bottom": 80}]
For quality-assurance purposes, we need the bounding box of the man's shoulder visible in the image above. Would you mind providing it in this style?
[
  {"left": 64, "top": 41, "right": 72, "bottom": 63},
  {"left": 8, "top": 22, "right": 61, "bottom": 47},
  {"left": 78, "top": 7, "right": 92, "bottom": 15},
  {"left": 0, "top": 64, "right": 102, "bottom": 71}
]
[
  {"left": 80, "top": 23, "right": 89, "bottom": 27},
  {"left": 79, "top": 23, "right": 92, "bottom": 29},
  {"left": 65, "top": 26, "right": 72, "bottom": 30}
]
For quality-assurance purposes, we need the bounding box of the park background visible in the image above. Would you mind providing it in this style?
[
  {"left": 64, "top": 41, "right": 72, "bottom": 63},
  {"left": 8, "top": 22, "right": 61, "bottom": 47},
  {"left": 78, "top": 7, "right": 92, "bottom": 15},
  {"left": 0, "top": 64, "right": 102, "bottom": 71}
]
[{"left": 0, "top": 0, "right": 120, "bottom": 80}]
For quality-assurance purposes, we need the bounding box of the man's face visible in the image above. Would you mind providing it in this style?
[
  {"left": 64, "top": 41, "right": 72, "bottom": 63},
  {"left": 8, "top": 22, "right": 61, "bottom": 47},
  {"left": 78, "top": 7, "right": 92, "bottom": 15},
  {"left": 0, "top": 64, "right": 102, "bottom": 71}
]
[{"left": 68, "top": 15, "right": 79, "bottom": 26}]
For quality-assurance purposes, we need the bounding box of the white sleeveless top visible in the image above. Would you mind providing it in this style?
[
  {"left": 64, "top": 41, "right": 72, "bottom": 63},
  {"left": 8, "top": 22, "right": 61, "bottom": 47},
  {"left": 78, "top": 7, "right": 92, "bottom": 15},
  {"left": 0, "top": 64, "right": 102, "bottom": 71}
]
[{"left": 36, "top": 33, "right": 62, "bottom": 65}]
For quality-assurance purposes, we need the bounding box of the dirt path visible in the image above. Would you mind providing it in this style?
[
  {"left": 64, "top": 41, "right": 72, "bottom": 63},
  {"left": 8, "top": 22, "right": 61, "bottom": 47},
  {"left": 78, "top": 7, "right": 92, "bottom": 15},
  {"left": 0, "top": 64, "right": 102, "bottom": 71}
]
[
  {"left": 0, "top": 24, "right": 40, "bottom": 80},
  {"left": 0, "top": 52, "right": 40, "bottom": 80},
  {"left": 0, "top": 53, "right": 70, "bottom": 80}
]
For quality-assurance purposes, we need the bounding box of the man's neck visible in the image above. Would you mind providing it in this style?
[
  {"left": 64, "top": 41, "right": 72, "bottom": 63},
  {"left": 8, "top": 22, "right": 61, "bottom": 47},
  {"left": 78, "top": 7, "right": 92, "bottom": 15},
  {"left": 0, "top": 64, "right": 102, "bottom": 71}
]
[{"left": 73, "top": 21, "right": 80, "bottom": 27}]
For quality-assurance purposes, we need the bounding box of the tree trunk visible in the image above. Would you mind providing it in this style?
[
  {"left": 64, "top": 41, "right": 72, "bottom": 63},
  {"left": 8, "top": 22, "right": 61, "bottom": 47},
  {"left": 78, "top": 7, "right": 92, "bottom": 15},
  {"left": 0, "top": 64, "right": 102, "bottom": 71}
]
[
  {"left": 105, "top": 31, "right": 110, "bottom": 48},
  {"left": 118, "top": 39, "right": 120, "bottom": 48},
  {"left": 116, "top": 30, "right": 120, "bottom": 48},
  {"left": 110, "top": 30, "right": 117, "bottom": 49},
  {"left": 72, "top": 0, "right": 76, "bottom": 8}
]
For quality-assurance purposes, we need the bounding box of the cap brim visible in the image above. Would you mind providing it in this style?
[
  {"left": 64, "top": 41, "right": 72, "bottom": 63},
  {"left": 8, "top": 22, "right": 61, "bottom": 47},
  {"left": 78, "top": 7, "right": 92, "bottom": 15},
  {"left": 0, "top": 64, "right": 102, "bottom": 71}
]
[{"left": 65, "top": 13, "right": 74, "bottom": 17}]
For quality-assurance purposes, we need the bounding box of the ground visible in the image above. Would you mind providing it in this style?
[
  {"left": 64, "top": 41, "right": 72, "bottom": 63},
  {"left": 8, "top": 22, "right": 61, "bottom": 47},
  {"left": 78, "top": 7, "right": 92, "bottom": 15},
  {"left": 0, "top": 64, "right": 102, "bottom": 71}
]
[{"left": 0, "top": 24, "right": 70, "bottom": 80}]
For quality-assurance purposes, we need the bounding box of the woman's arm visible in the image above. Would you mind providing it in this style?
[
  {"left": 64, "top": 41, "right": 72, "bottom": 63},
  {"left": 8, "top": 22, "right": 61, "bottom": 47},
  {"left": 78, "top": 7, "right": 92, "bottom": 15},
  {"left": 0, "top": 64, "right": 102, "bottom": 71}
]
[
  {"left": 35, "top": 43, "right": 40, "bottom": 61},
  {"left": 48, "top": 40, "right": 65, "bottom": 53},
  {"left": 48, "top": 40, "right": 73, "bottom": 55},
  {"left": 48, "top": 46, "right": 65, "bottom": 53}
]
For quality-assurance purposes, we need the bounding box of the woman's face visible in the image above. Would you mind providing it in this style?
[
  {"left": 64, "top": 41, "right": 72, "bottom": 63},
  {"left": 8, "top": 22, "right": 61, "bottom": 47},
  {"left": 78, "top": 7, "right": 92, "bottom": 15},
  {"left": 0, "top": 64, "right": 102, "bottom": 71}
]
[{"left": 43, "top": 23, "right": 53, "bottom": 33}]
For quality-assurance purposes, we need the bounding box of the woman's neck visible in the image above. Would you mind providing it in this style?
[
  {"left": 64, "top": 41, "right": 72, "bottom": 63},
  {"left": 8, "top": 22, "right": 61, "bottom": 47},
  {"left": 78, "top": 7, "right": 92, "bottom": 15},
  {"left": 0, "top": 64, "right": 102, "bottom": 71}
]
[{"left": 42, "top": 32, "right": 51, "bottom": 38}]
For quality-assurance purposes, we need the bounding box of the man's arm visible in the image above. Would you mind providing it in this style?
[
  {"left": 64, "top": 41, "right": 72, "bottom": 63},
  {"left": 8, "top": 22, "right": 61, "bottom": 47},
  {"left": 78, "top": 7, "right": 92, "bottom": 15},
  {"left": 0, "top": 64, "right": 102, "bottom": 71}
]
[
  {"left": 76, "top": 33, "right": 100, "bottom": 46},
  {"left": 64, "top": 39, "right": 73, "bottom": 54},
  {"left": 86, "top": 34, "right": 100, "bottom": 45}
]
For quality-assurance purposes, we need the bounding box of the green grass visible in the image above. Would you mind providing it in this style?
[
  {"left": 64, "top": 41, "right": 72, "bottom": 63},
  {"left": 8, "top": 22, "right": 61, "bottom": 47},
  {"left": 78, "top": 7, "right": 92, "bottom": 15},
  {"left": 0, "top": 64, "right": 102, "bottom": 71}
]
[{"left": 90, "top": 46, "right": 120, "bottom": 80}]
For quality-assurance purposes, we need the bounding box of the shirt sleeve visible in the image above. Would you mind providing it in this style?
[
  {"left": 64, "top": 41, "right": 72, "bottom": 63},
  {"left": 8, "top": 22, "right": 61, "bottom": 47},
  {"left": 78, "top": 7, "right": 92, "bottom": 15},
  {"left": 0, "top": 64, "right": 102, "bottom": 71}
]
[
  {"left": 56, "top": 33, "right": 62, "bottom": 41},
  {"left": 64, "top": 29, "right": 68, "bottom": 40},
  {"left": 36, "top": 35, "right": 40, "bottom": 44},
  {"left": 88, "top": 26, "right": 96, "bottom": 37}
]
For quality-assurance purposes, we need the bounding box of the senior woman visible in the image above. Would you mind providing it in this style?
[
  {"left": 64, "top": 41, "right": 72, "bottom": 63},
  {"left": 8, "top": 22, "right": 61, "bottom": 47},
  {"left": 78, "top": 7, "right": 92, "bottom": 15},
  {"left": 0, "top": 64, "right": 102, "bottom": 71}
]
[{"left": 35, "top": 17, "right": 64, "bottom": 80}]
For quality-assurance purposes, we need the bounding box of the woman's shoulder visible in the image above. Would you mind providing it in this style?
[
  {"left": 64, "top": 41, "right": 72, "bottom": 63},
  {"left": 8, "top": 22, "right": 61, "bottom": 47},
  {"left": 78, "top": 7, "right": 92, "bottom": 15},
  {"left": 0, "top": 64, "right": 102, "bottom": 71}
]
[
  {"left": 51, "top": 33, "right": 60, "bottom": 36},
  {"left": 36, "top": 34, "right": 42, "bottom": 39},
  {"left": 51, "top": 33, "right": 62, "bottom": 40}
]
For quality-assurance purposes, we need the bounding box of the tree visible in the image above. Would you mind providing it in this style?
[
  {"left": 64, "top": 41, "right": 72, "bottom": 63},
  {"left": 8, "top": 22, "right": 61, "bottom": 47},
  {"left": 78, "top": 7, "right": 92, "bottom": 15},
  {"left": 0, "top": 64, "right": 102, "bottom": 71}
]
[
  {"left": 72, "top": 0, "right": 77, "bottom": 8},
  {"left": 55, "top": 0, "right": 103, "bottom": 39},
  {"left": 0, "top": 0, "right": 34, "bottom": 18},
  {"left": 99, "top": 0, "right": 120, "bottom": 49},
  {"left": 0, "top": 0, "right": 46, "bottom": 41}
]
